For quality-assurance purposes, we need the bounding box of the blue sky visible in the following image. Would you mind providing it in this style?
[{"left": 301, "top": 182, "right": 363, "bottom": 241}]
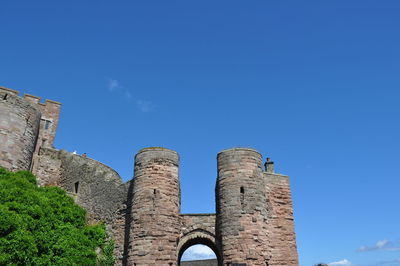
[{"left": 1, "top": 1, "right": 400, "bottom": 265}]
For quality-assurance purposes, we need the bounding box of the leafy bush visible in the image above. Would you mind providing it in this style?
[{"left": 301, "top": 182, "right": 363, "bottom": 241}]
[{"left": 0, "top": 168, "right": 115, "bottom": 265}]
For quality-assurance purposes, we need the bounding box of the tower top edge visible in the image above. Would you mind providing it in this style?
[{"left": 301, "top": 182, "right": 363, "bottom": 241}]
[
  {"left": 137, "top": 147, "right": 178, "bottom": 155},
  {"left": 217, "top": 147, "right": 262, "bottom": 156}
]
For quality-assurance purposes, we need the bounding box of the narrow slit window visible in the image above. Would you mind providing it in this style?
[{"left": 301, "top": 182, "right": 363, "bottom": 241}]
[
  {"left": 74, "top": 181, "right": 79, "bottom": 193},
  {"left": 44, "top": 120, "right": 51, "bottom": 130},
  {"left": 240, "top": 186, "right": 245, "bottom": 211}
]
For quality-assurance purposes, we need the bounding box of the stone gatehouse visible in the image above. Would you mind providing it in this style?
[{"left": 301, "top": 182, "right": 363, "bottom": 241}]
[{"left": 0, "top": 86, "right": 299, "bottom": 266}]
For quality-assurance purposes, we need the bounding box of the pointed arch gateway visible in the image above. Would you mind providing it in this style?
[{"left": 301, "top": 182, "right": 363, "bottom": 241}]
[{"left": 177, "top": 229, "right": 222, "bottom": 266}]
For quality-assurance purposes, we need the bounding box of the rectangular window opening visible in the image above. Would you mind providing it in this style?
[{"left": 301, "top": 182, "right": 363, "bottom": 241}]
[{"left": 44, "top": 120, "right": 51, "bottom": 130}]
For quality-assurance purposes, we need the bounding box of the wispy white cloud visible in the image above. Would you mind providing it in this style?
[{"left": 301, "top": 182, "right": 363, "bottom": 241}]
[
  {"left": 136, "top": 99, "right": 154, "bottom": 113},
  {"left": 181, "top": 244, "right": 217, "bottom": 261},
  {"left": 358, "top": 239, "right": 400, "bottom": 252},
  {"left": 125, "top": 91, "right": 132, "bottom": 100},
  {"left": 328, "top": 259, "right": 353, "bottom": 266},
  {"left": 359, "top": 258, "right": 400, "bottom": 266},
  {"left": 107, "top": 79, "right": 155, "bottom": 112},
  {"left": 108, "top": 79, "right": 121, "bottom": 91}
]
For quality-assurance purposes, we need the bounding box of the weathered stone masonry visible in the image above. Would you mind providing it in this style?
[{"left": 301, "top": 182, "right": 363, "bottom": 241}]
[{"left": 0, "top": 87, "right": 299, "bottom": 266}]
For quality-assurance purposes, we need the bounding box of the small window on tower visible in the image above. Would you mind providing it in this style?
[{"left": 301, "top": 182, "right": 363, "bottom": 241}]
[
  {"left": 240, "top": 186, "right": 245, "bottom": 211},
  {"left": 74, "top": 182, "right": 79, "bottom": 193},
  {"left": 44, "top": 120, "right": 51, "bottom": 130}
]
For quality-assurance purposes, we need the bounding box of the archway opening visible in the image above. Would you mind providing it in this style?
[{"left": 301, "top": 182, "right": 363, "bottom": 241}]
[
  {"left": 178, "top": 237, "right": 221, "bottom": 266},
  {"left": 181, "top": 244, "right": 217, "bottom": 261}
]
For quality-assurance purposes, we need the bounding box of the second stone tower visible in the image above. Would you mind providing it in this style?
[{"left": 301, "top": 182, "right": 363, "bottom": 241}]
[
  {"left": 129, "top": 148, "right": 181, "bottom": 265},
  {"left": 216, "top": 148, "right": 270, "bottom": 265}
]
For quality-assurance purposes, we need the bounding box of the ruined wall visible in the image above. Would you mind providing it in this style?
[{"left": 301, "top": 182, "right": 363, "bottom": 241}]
[
  {"left": 216, "top": 148, "right": 270, "bottom": 265},
  {"left": 0, "top": 87, "right": 41, "bottom": 171},
  {"left": 265, "top": 172, "right": 298, "bottom": 266},
  {"left": 128, "top": 148, "right": 181, "bottom": 265},
  {"left": 33, "top": 147, "right": 129, "bottom": 262}
]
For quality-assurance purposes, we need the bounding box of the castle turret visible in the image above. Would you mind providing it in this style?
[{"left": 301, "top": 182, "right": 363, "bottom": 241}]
[
  {"left": 0, "top": 87, "right": 41, "bottom": 171},
  {"left": 129, "top": 147, "right": 181, "bottom": 265},
  {"left": 216, "top": 148, "right": 269, "bottom": 265}
]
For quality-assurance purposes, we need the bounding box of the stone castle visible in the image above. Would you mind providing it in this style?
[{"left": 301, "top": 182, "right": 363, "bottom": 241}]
[{"left": 0, "top": 86, "right": 299, "bottom": 266}]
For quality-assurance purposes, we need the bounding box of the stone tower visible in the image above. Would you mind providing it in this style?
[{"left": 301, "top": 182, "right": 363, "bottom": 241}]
[
  {"left": 0, "top": 87, "right": 61, "bottom": 185},
  {"left": 216, "top": 148, "right": 270, "bottom": 265},
  {"left": 0, "top": 87, "right": 41, "bottom": 171},
  {"left": 128, "top": 148, "right": 181, "bottom": 265}
]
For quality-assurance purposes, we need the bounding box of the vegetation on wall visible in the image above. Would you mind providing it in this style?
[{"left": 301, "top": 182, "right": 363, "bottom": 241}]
[{"left": 0, "top": 168, "right": 115, "bottom": 265}]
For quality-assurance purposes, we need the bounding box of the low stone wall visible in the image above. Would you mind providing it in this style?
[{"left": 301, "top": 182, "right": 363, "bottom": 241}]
[{"left": 181, "top": 259, "right": 218, "bottom": 266}]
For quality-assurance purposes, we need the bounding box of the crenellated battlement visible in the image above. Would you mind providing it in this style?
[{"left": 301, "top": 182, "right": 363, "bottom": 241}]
[
  {"left": 0, "top": 86, "right": 19, "bottom": 96},
  {"left": 0, "top": 87, "right": 61, "bottom": 107}
]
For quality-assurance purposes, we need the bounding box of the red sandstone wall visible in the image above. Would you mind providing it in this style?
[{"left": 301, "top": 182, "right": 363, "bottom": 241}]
[{"left": 265, "top": 173, "right": 299, "bottom": 266}]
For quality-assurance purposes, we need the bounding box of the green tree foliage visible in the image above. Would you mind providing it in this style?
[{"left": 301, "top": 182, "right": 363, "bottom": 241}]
[{"left": 0, "top": 168, "right": 115, "bottom": 265}]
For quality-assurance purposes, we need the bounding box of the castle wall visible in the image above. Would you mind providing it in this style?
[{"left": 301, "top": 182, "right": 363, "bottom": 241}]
[
  {"left": 264, "top": 172, "right": 299, "bottom": 266},
  {"left": 0, "top": 86, "right": 299, "bottom": 266},
  {"left": 216, "top": 148, "right": 270, "bottom": 265},
  {"left": 33, "top": 147, "right": 129, "bottom": 262},
  {"left": 0, "top": 87, "right": 41, "bottom": 171}
]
